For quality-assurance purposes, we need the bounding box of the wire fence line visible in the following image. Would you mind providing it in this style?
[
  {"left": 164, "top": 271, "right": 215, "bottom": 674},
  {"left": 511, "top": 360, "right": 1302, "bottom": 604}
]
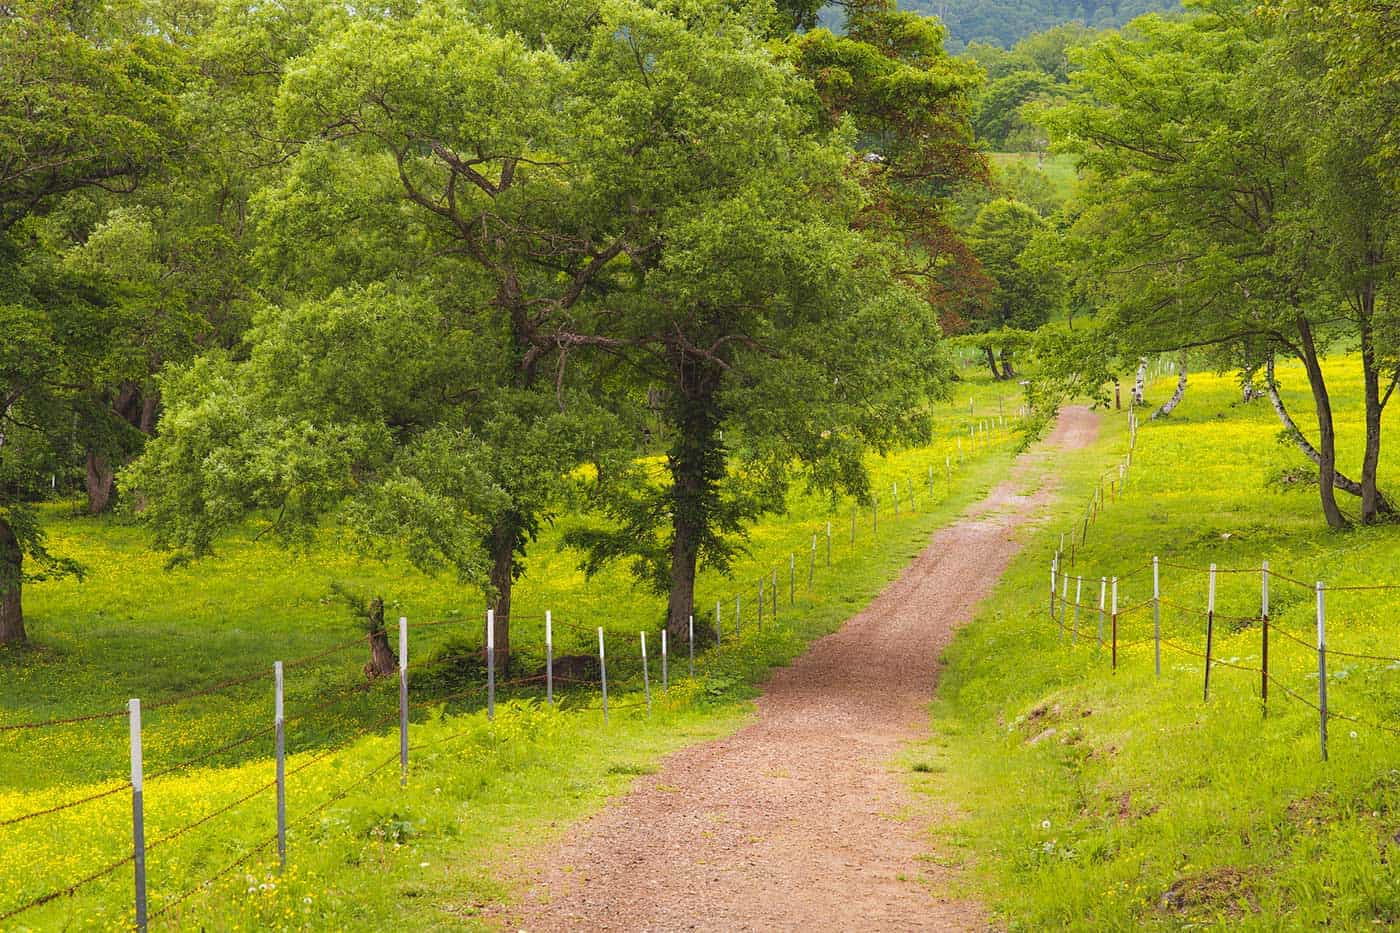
[
  {"left": 4, "top": 406, "right": 1026, "bottom": 929},
  {"left": 1045, "top": 397, "right": 1400, "bottom": 765}
]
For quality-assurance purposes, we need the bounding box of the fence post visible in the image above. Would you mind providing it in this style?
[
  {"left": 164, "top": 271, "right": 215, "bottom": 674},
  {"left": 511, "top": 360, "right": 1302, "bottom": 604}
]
[
  {"left": 546, "top": 611, "right": 554, "bottom": 706},
  {"left": 893, "top": 482, "right": 899, "bottom": 517},
  {"left": 715, "top": 601, "right": 722, "bottom": 646},
  {"left": 129, "top": 698, "right": 147, "bottom": 933},
  {"left": 1050, "top": 556, "right": 1057, "bottom": 620},
  {"left": 598, "top": 627, "right": 609, "bottom": 725},
  {"left": 772, "top": 568, "right": 778, "bottom": 622},
  {"left": 1111, "top": 577, "right": 1119, "bottom": 670},
  {"left": 661, "top": 628, "right": 668, "bottom": 693},
  {"left": 790, "top": 554, "right": 795, "bottom": 605},
  {"left": 399, "top": 616, "right": 408, "bottom": 785},
  {"left": 688, "top": 614, "right": 695, "bottom": 678},
  {"left": 486, "top": 609, "right": 496, "bottom": 722},
  {"left": 945, "top": 454, "right": 951, "bottom": 491},
  {"left": 1153, "top": 557, "right": 1161, "bottom": 677},
  {"left": 1098, "top": 577, "right": 1106, "bottom": 648},
  {"left": 1317, "top": 582, "right": 1328, "bottom": 761},
  {"left": 1059, "top": 571, "right": 1069, "bottom": 638},
  {"left": 1261, "top": 562, "right": 1269, "bottom": 718},
  {"left": 641, "top": 632, "right": 651, "bottom": 715},
  {"left": 275, "top": 660, "right": 286, "bottom": 871},
  {"left": 1073, "top": 576, "right": 1082, "bottom": 642},
  {"left": 1204, "top": 565, "right": 1216, "bottom": 702},
  {"left": 758, "top": 577, "right": 764, "bottom": 630},
  {"left": 808, "top": 535, "right": 816, "bottom": 589},
  {"left": 826, "top": 521, "right": 831, "bottom": 567}
]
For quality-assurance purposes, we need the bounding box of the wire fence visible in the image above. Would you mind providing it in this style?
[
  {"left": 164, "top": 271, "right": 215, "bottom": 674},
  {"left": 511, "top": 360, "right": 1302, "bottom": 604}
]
[
  {"left": 1043, "top": 393, "right": 1400, "bottom": 766},
  {"left": 3, "top": 405, "right": 1026, "bottom": 929}
]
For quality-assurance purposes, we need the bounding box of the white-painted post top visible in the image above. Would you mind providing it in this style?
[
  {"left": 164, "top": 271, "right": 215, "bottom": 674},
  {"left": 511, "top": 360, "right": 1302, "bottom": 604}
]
[
  {"left": 1208, "top": 565, "right": 1217, "bottom": 613},
  {"left": 486, "top": 609, "right": 494, "bottom": 651},
  {"left": 1316, "top": 582, "right": 1325, "bottom": 647},
  {"left": 1261, "top": 561, "right": 1270, "bottom": 617},
  {"left": 398, "top": 617, "right": 407, "bottom": 671},
  {"left": 661, "top": 629, "right": 667, "bottom": 653},
  {"left": 128, "top": 698, "right": 143, "bottom": 791},
  {"left": 598, "top": 626, "right": 606, "bottom": 658},
  {"left": 274, "top": 661, "right": 284, "bottom": 722},
  {"left": 545, "top": 610, "right": 552, "bottom": 647},
  {"left": 1111, "top": 577, "right": 1118, "bottom": 613}
]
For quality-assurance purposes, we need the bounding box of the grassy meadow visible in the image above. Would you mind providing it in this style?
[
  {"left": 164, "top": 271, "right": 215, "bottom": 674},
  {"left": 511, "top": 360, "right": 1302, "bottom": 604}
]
[
  {"left": 1, "top": 361, "right": 1024, "bottom": 930},
  {"left": 918, "top": 356, "right": 1400, "bottom": 929}
]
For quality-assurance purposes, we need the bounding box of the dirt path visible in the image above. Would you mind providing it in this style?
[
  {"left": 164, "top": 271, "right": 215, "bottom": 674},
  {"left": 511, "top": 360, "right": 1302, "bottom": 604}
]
[{"left": 505, "top": 407, "right": 1100, "bottom": 932}]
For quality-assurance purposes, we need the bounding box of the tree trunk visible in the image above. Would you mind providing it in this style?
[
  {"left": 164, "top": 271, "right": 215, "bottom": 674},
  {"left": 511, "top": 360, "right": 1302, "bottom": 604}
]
[
  {"left": 1152, "top": 356, "right": 1187, "bottom": 419},
  {"left": 664, "top": 362, "right": 723, "bottom": 644},
  {"left": 1297, "top": 318, "right": 1348, "bottom": 529},
  {"left": 365, "top": 595, "right": 397, "bottom": 677},
  {"left": 983, "top": 345, "right": 1001, "bottom": 381},
  {"left": 0, "top": 514, "right": 25, "bottom": 644},
  {"left": 998, "top": 347, "right": 1015, "bottom": 379},
  {"left": 85, "top": 450, "right": 116, "bottom": 515},
  {"left": 1359, "top": 294, "right": 1384, "bottom": 524},
  {"left": 486, "top": 515, "right": 518, "bottom": 675},
  {"left": 1263, "top": 357, "right": 1389, "bottom": 509}
]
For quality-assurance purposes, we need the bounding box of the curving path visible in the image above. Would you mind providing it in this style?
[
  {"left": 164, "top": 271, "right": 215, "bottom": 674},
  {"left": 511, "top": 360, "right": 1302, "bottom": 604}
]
[{"left": 503, "top": 407, "right": 1100, "bottom": 931}]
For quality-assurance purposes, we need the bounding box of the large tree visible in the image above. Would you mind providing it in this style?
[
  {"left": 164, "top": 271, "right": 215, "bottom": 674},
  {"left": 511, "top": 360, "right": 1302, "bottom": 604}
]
[
  {"left": 0, "top": 0, "right": 185, "bottom": 643},
  {"left": 1041, "top": 0, "right": 1400, "bottom": 528},
  {"left": 565, "top": 0, "right": 974, "bottom": 640}
]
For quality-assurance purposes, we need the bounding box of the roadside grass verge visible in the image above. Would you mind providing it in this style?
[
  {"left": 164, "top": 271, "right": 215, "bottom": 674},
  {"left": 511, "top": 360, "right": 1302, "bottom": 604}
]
[{"left": 920, "top": 356, "right": 1400, "bottom": 929}]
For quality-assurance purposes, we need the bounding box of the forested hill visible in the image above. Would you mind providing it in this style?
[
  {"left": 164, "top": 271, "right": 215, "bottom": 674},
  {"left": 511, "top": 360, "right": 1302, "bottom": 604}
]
[{"left": 900, "top": 0, "right": 1182, "bottom": 49}]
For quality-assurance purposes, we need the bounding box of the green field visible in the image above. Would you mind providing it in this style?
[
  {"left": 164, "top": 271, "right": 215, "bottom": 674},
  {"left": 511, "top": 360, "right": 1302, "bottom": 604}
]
[
  {"left": 988, "top": 151, "right": 1081, "bottom": 203},
  {"left": 1, "top": 366, "right": 1024, "bottom": 930},
  {"left": 920, "top": 356, "right": 1400, "bottom": 928}
]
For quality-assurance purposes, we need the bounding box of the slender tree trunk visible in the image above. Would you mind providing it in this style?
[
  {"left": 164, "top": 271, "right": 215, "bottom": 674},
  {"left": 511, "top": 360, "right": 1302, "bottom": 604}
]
[
  {"left": 664, "top": 362, "right": 723, "bottom": 643},
  {"left": 365, "top": 595, "right": 397, "bottom": 677},
  {"left": 84, "top": 450, "right": 116, "bottom": 515},
  {"left": 486, "top": 515, "right": 518, "bottom": 675},
  {"left": 1263, "top": 357, "right": 1388, "bottom": 508},
  {"left": 998, "top": 347, "right": 1015, "bottom": 379},
  {"left": 0, "top": 514, "right": 24, "bottom": 644},
  {"left": 1297, "top": 318, "right": 1347, "bottom": 529},
  {"left": 983, "top": 346, "right": 1001, "bottom": 381},
  {"left": 1359, "top": 296, "right": 1384, "bottom": 524},
  {"left": 1152, "top": 356, "right": 1187, "bottom": 419}
]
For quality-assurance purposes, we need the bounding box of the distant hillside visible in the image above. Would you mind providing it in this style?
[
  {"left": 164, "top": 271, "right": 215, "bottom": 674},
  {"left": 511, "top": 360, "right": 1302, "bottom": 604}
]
[{"left": 900, "top": 0, "right": 1182, "bottom": 49}]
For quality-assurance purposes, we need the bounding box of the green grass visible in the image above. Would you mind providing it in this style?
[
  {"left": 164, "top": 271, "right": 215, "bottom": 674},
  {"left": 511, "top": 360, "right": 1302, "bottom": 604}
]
[
  {"left": 989, "top": 151, "right": 1080, "bottom": 202},
  {"left": 920, "top": 355, "right": 1400, "bottom": 929},
  {"left": 0, "top": 370, "right": 1024, "bottom": 930}
]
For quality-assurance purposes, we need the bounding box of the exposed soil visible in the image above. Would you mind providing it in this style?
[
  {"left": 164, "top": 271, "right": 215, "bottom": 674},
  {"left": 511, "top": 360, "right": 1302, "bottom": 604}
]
[{"left": 503, "top": 407, "right": 1100, "bottom": 932}]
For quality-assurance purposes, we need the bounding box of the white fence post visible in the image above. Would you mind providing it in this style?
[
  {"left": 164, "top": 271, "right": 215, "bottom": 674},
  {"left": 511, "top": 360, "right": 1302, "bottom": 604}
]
[
  {"left": 275, "top": 661, "right": 286, "bottom": 870},
  {"left": 545, "top": 611, "right": 554, "bottom": 705},
  {"left": 129, "top": 698, "right": 147, "bottom": 933},
  {"left": 486, "top": 609, "right": 496, "bottom": 721},
  {"left": 641, "top": 631, "right": 651, "bottom": 715},
  {"left": 398, "top": 616, "right": 408, "bottom": 785},
  {"left": 598, "top": 627, "right": 609, "bottom": 725}
]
